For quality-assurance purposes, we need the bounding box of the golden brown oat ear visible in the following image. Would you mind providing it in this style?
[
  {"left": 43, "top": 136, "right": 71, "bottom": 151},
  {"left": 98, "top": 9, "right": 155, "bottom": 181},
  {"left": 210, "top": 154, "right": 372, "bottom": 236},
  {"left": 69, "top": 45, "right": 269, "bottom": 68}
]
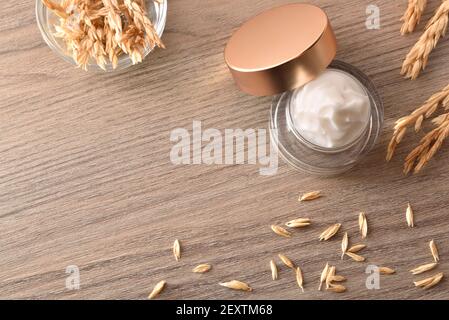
[
  {"left": 42, "top": 0, "right": 69, "bottom": 18},
  {"left": 401, "top": 1, "right": 449, "bottom": 80},
  {"left": 400, "top": 0, "right": 428, "bottom": 35},
  {"left": 387, "top": 84, "right": 449, "bottom": 174}
]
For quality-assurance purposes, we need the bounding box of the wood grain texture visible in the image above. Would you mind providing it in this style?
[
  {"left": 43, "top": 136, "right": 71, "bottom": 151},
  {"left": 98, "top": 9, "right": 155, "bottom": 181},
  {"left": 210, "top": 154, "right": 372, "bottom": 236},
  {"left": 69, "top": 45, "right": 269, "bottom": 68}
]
[{"left": 1, "top": 0, "right": 449, "bottom": 300}]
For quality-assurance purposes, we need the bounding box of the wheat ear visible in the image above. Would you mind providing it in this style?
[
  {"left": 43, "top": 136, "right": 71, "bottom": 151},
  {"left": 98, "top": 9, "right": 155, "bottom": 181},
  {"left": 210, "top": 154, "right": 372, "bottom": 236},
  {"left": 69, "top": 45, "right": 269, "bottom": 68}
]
[
  {"left": 401, "top": 0, "right": 449, "bottom": 79},
  {"left": 387, "top": 83, "right": 449, "bottom": 164},
  {"left": 401, "top": 0, "right": 428, "bottom": 35}
]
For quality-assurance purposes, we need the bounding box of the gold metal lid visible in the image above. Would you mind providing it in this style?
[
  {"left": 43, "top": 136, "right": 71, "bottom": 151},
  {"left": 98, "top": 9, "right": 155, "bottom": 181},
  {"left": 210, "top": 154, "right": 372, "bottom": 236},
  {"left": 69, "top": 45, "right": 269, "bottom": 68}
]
[{"left": 224, "top": 3, "right": 337, "bottom": 96}]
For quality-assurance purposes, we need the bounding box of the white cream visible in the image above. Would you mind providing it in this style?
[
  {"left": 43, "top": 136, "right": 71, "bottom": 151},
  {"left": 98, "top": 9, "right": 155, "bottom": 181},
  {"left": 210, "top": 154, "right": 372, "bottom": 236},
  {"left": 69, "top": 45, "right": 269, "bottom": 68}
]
[{"left": 290, "top": 69, "right": 371, "bottom": 149}]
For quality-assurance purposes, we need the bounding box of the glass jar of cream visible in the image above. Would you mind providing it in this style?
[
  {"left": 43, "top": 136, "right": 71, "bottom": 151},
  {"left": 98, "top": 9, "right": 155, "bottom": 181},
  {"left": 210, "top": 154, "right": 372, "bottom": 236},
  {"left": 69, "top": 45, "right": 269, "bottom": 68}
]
[{"left": 224, "top": 3, "right": 383, "bottom": 175}]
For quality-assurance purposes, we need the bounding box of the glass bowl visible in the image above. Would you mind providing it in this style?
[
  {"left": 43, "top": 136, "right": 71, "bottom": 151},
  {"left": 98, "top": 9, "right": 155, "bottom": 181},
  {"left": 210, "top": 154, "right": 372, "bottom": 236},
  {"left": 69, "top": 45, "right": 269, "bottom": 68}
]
[{"left": 35, "top": 0, "right": 167, "bottom": 72}]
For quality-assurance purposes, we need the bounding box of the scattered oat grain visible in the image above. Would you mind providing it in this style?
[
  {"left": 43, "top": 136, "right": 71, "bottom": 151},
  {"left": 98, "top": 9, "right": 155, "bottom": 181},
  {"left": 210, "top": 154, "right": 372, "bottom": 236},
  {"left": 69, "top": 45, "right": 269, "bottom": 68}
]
[
  {"left": 359, "top": 212, "right": 368, "bottom": 239},
  {"left": 410, "top": 262, "right": 437, "bottom": 275},
  {"left": 348, "top": 244, "right": 366, "bottom": 253},
  {"left": 192, "top": 264, "right": 212, "bottom": 273},
  {"left": 173, "top": 239, "right": 181, "bottom": 262},
  {"left": 219, "top": 280, "right": 252, "bottom": 292},
  {"left": 341, "top": 232, "right": 349, "bottom": 259},
  {"left": 379, "top": 267, "right": 396, "bottom": 275},
  {"left": 414, "top": 272, "right": 444, "bottom": 289},
  {"left": 319, "top": 223, "right": 341, "bottom": 241},
  {"left": 271, "top": 225, "right": 292, "bottom": 238},
  {"left": 296, "top": 267, "right": 304, "bottom": 293},
  {"left": 430, "top": 239, "right": 440, "bottom": 262},
  {"left": 148, "top": 280, "right": 166, "bottom": 299},
  {"left": 327, "top": 284, "right": 346, "bottom": 293},
  {"left": 270, "top": 260, "right": 278, "bottom": 281},
  {"left": 406, "top": 203, "right": 414, "bottom": 228},
  {"left": 299, "top": 191, "right": 321, "bottom": 202},
  {"left": 278, "top": 254, "right": 295, "bottom": 269},
  {"left": 318, "top": 262, "right": 329, "bottom": 291},
  {"left": 345, "top": 252, "right": 365, "bottom": 262},
  {"left": 285, "top": 218, "right": 311, "bottom": 228}
]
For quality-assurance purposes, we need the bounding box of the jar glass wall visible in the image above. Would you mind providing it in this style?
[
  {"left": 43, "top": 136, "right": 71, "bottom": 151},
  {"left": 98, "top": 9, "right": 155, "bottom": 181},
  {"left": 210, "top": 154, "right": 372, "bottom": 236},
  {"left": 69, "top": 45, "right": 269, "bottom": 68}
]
[{"left": 270, "top": 60, "right": 383, "bottom": 176}]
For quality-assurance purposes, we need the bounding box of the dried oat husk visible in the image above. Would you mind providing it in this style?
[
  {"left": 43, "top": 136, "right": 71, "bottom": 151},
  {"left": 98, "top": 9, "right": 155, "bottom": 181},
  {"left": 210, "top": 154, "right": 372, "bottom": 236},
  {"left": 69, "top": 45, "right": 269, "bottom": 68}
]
[
  {"left": 270, "top": 260, "right": 278, "bottom": 281},
  {"left": 219, "top": 280, "right": 252, "bottom": 292},
  {"left": 400, "top": 0, "right": 428, "bottom": 35},
  {"left": 192, "top": 264, "right": 212, "bottom": 273},
  {"left": 299, "top": 191, "right": 321, "bottom": 202},
  {"left": 401, "top": 1, "right": 449, "bottom": 80},
  {"left": 327, "top": 284, "right": 346, "bottom": 293},
  {"left": 348, "top": 244, "right": 366, "bottom": 253},
  {"left": 295, "top": 267, "right": 304, "bottom": 293},
  {"left": 341, "top": 232, "right": 349, "bottom": 259},
  {"left": 285, "top": 218, "right": 311, "bottom": 228},
  {"left": 414, "top": 272, "right": 444, "bottom": 289},
  {"left": 406, "top": 203, "right": 415, "bottom": 228},
  {"left": 430, "top": 239, "right": 440, "bottom": 262},
  {"left": 42, "top": 0, "right": 165, "bottom": 70},
  {"left": 173, "top": 239, "right": 181, "bottom": 261},
  {"left": 359, "top": 212, "right": 368, "bottom": 239},
  {"left": 387, "top": 83, "right": 449, "bottom": 174},
  {"left": 271, "top": 225, "right": 292, "bottom": 238},
  {"left": 410, "top": 262, "right": 437, "bottom": 275},
  {"left": 379, "top": 267, "right": 396, "bottom": 275},
  {"left": 325, "top": 266, "right": 336, "bottom": 289},
  {"left": 278, "top": 254, "right": 295, "bottom": 269},
  {"left": 148, "top": 280, "right": 166, "bottom": 299},
  {"left": 319, "top": 224, "right": 341, "bottom": 241},
  {"left": 345, "top": 252, "right": 366, "bottom": 262},
  {"left": 318, "top": 262, "right": 329, "bottom": 291}
]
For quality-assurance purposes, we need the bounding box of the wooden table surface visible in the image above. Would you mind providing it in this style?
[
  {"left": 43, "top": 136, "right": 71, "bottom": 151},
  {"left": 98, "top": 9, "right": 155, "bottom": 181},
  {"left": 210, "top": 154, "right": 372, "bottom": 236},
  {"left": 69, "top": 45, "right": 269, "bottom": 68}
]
[{"left": 1, "top": 0, "right": 449, "bottom": 300}]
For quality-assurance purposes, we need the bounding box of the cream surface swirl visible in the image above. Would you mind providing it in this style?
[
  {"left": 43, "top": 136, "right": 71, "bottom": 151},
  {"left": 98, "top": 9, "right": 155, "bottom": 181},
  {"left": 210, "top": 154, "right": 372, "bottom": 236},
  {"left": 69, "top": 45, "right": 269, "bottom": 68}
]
[{"left": 290, "top": 69, "right": 371, "bottom": 149}]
